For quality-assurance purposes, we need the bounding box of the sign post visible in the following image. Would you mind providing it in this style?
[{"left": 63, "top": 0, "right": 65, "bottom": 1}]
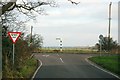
[
  {"left": 56, "top": 38, "right": 63, "bottom": 52},
  {"left": 13, "top": 44, "right": 15, "bottom": 65},
  {"left": 99, "top": 35, "right": 103, "bottom": 56},
  {"left": 8, "top": 32, "right": 21, "bottom": 65}
]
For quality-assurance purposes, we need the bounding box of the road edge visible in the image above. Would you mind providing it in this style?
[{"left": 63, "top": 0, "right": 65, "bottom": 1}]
[
  {"left": 31, "top": 59, "right": 42, "bottom": 80},
  {"left": 85, "top": 56, "right": 120, "bottom": 79}
]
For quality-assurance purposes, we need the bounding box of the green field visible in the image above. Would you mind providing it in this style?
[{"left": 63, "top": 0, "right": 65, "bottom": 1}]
[
  {"left": 35, "top": 47, "right": 98, "bottom": 54},
  {"left": 89, "top": 55, "right": 120, "bottom": 76}
]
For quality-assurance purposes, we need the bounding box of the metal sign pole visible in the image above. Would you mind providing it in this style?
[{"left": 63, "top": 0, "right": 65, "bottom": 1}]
[
  {"left": 100, "top": 43, "right": 101, "bottom": 56},
  {"left": 13, "top": 43, "right": 15, "bottom": 65}
]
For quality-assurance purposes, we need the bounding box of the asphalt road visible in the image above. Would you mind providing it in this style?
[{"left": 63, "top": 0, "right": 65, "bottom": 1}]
[{"left": 33, "top": 53, "right": 119, "bottom": 79}]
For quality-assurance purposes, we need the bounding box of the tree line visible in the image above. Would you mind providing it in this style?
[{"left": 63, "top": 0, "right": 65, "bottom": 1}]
[{"left": 95, "top": 34, "right": 119, "bottom": 53}]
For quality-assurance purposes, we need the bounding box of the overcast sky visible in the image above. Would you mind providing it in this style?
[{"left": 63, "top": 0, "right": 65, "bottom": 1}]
[{"left": 26, "top": 0, "right": 119, "bottom": 47}]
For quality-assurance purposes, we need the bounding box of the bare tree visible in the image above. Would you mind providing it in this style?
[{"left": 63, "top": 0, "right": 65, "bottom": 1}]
[
  {"left": 2, "top": 11, "right": 26, "bottom": 31},
  {"left": 1, "top": 0, "right": 79, "bottom": 15},
  {"left": 1, "top": 0, "right": 58, "bottom": 33},
  {"left": 25, "top": 33, "right": 43, "bottom": 48},
  {"left": 1, "top": 0, "right": 57, "bottom": 16},
  {"left": 68, "top": 0, "right": 80, "bottom": 5}
]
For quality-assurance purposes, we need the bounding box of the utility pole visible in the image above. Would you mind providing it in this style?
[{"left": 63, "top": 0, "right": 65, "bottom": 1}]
[
  {"left": 30, "top": 26, "right": 33, "bottom": 44},
  {"left": 108, "top": 2, "right": 112, "bottom": 51}
]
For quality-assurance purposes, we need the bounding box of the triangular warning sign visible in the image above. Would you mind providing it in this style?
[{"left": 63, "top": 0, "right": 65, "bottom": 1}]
[{"left": 8, "top": 32, "right": 21, "bottom": 44}]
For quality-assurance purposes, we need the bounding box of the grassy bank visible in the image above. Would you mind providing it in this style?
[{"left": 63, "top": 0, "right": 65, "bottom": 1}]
[
  {"left": 19, "top": 58, "right": 38, "bottom": 78},
  {"left": 3, "top": 58, "right": 38, "bottom": 78},
  {"left": 89, "top": 55, "right": 120, "bottom": 76}
]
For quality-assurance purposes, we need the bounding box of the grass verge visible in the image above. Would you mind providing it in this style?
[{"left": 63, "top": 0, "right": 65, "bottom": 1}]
[
  {"left": 89, "top": 55, "right": 120, "bottom": 76},
  {"left": 19, "top": 58, "right": 38, "bottom": 78},
  {"left": 2, "top": 58, "right": 38, "bottom": 78}
]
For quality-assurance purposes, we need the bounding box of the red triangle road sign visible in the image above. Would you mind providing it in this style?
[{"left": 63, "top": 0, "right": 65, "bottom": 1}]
[{"left": 8, "top": 32, "right": 21, "bottom": 44}]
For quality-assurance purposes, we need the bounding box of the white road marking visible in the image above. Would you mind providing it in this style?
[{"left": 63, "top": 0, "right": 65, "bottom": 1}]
[
  {"left": 31, "top": 59, "right": 42, "bottom": 80},
  {"left": 57, "top": 54, "right": 59, "bottom": 56},
  {"left": 42, "top": 55, "right": 49, "bottom": 57},
  {"left": 85, "top": 56, "right": 120, "bottom": 79},
  {"left": 60, "top": 58, "right": 64, "bottom": 63},
  {"left": 30, "top": 54, "right": 34, "bottom": 58}
]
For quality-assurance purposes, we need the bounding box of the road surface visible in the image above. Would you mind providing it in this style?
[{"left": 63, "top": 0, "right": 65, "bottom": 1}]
[{"left": 33, "top": 53, "right": 119, "bottom": 79}]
